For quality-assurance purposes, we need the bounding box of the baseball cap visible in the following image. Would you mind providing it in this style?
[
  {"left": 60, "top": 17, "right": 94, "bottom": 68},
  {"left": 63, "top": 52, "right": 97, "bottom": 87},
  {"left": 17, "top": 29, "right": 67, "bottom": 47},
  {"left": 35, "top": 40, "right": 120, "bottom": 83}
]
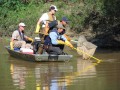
[
  {"left": 62, "top": 17, "right": 69, "bottom": 23},
  {"left": 19, "top": 22, "right": 26, "bottom": 27},
  {"left": 50, "top": 5, "right": 58, "bottom": 11},
  {"left": 57, "top": 23, "right": 65, "bottom": 29}
]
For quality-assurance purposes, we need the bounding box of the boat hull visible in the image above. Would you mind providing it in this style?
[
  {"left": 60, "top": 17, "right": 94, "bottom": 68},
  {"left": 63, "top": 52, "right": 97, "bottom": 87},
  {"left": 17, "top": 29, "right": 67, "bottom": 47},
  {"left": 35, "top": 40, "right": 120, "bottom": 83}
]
[{"left": 5, "top": 46, "right": 73, "bottom": 62}]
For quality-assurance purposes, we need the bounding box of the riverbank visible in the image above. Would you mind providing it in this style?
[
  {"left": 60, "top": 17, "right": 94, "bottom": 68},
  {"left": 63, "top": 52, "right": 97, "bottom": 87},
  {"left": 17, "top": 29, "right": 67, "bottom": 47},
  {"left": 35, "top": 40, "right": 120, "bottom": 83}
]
[
  {"left": 1, "top": 36, "right": 120, "bottom": 49},
  {"left": 0, "top": 1, "right": 120, "bottom": 48}
]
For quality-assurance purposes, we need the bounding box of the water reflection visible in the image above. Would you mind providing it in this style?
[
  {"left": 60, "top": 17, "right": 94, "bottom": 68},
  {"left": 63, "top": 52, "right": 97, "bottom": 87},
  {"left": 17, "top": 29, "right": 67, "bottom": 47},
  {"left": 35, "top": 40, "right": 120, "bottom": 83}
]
[
  {"left": 1, "top": 42, "right": 120, "bottom": 90},
  {"left": 9, "top": 57, "right": 74, "bottom": 90},
  {"left": 10, "top": 62, "right": 27, "bottom": 89},
  {"left": 9, "top": 57, "right": 99, "bottom": 90},
  {"left": 76, "top": 58, "right": 96, "bottom": 78},
  {"left": 65, "top": 58, "right": 98, "bottom": 86}
]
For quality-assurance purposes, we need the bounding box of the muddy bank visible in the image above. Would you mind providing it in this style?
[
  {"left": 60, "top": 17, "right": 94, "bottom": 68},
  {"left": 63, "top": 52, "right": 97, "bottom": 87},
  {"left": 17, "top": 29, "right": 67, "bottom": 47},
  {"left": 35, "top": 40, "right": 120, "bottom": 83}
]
[{"left": 70, "top": 30, "right": 120, "bottom": 48}]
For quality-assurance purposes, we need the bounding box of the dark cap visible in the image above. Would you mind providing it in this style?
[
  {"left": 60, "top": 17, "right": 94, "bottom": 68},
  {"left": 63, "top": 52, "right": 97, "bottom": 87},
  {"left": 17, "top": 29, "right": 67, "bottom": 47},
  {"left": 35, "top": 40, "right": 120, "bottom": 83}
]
[{"left": 62, "top": 17, "right": 69, "bottom": 23}]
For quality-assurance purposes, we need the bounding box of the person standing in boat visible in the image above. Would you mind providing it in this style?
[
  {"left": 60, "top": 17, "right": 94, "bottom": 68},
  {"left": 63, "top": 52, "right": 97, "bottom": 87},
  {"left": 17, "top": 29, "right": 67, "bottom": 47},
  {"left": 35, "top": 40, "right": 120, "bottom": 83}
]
[
  {"left": 35, "top": 5, "right": 58, "bottom": 38},
  {"left": 10, "top": 22, "right": 33, "bottom": 50},
  {"left": 44, "top": 23, "right": 74, "bottom": 55},
  {"left": 34, "top": 5, "right": 58, "bottom": 54}
]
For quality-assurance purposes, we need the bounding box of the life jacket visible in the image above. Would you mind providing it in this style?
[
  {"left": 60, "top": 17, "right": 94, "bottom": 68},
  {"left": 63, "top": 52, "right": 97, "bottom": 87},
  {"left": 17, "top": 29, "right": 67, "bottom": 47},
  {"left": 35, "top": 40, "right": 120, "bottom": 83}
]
[
  {"left": 41, "top": 13, "right": 56, "bottom": 35},
  {"left": 17, "top": 30, "right": 26, "bottom": 41},
  {"left": 47, "top": 12, "right": 56, "bottom": 22},
  {"left": 44, "top": 28, "right": 64, "bottom": 46},
  {"left": 48, "top": 20, "right": 58, "bottom": 30}
]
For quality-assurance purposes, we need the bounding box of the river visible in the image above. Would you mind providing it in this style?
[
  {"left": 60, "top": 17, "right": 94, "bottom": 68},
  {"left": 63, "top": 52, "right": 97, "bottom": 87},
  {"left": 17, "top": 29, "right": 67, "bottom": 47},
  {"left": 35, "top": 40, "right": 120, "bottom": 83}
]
[{"left": 0, "top": 41, "right": 120, "bottom": 90}]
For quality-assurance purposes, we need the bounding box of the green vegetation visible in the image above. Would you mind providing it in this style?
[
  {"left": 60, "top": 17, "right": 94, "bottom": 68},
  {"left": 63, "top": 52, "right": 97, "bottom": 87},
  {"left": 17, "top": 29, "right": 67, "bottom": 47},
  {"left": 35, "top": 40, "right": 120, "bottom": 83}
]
[
  {"left": 0, "top": 0, "right": 103, "bottom": 36},
  {"left": 0, "top": 0, "right": 120, "bottom": 47}
]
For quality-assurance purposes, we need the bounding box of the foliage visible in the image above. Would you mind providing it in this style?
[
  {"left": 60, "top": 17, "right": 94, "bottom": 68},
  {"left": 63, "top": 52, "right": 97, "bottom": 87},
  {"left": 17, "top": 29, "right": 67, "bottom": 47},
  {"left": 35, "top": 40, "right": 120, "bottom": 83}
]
[{"left": 0, "top": 0, "right": 120, "bottom": 42}]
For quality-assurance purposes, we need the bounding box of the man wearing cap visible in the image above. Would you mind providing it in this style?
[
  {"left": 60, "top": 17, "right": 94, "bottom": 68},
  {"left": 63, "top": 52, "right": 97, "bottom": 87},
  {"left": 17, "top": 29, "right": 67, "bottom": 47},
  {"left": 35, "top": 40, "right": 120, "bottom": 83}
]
[
  {"left": 34, "top": 5, "right": 58, "bottom": 54},
  {"left": 60, "top": 17, "right": 69, "bottom": 27},
  {"left": 10, "top": 22, "right": 33, "bottom": 50},
  {"left": 59, "top": 16, "right": 71, "bottom": 41},
  {"left": 48, "top": 16, "right": 71, "bottom": 41},
  {"left": 35, "top": 5, "right": 58, "bottom": 36},
  {"left": 43, "top": 23, "right": 73, "bottom": 55}
]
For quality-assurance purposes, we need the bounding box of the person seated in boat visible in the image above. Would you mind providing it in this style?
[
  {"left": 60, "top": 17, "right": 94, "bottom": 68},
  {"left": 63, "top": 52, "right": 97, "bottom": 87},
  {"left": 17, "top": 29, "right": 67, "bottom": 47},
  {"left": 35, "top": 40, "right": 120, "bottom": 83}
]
[
  {"left": 45, "top": 16, "right": 71, "bottom": 41},
  {"left": 10, "top": 22, "right": 33, "bottom": 50},
  {"left": 43, "top": 23, "right": 74, "bottom": 55},
  {"left": 36, "top": 16, "right": 71, "bottom": 54}
]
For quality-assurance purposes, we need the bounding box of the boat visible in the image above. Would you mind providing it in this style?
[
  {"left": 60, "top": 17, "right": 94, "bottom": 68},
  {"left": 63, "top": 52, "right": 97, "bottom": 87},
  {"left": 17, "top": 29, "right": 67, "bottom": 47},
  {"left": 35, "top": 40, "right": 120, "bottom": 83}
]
[{"left": 5, "top": 46, "right": 73, "bottom": 62}]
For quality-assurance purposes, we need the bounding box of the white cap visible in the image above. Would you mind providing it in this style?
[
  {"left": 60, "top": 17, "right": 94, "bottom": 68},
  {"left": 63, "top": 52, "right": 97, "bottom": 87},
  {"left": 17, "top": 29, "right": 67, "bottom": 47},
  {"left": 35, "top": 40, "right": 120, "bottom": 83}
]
[
  {"left": 19, "top": 22, "right": 26, "bottom": 27},
  {"left": 50, "top": 5, "right": 58, "bottom": 11}
]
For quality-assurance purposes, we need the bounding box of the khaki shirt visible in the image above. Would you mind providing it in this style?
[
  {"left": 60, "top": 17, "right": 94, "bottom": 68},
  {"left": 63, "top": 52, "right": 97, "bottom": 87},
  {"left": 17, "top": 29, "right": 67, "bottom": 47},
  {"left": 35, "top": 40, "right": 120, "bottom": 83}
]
[{"left": 12, "top": 30, "right": 27, "bottom": 41}]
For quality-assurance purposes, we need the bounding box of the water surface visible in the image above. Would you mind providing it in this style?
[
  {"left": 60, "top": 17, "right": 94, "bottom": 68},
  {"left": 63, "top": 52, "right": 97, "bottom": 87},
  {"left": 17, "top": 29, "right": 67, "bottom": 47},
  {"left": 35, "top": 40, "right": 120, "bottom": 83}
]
[{"left": 0, "top": 43, "right": 120, "bottom": 90}]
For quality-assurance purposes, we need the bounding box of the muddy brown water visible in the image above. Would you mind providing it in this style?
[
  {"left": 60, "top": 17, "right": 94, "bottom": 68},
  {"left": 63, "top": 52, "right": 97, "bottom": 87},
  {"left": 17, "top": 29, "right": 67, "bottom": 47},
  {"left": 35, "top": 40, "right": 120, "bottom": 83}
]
[{"left": 0, "top": 42, "right": 120, "bottom": 90}]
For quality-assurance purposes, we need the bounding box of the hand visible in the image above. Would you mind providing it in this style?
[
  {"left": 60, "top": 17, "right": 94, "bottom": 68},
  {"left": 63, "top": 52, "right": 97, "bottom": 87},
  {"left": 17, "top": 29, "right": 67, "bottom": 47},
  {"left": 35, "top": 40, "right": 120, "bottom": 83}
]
[
  {"left": 35, "top": 31, "right": 39, "bottom": 34},
  {"left": 35, "top": 24, "right": 40, "bottom": 34},
  {"left": 28, "top": 37, "right": 34, "bottom": 43},
  {"left": 65, "top": 40, "right": 74, "bottom": 49},
  {"left": 64, "top": 34, "right": 71, "bottom": 41},
  {"left": 10, "top": 42, "right": 14, "bottom": 50}
]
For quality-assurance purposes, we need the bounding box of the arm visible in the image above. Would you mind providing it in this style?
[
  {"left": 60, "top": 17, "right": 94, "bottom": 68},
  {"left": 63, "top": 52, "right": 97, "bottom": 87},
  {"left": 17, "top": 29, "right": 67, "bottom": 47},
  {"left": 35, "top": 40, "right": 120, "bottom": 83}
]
[
  {"left": 49, "top": 32, "right": 67, "bottom": 45},
  {"left": 35, "top": 19, "right": 42, "bottom": 33},
  {"left": 61, "top": 34, "right": 67, "bottom": 41},
  {"left": 10, "top": 38, "right": 14, "bottom": 50},
  {"left": 58, "top": 35, "right": 74, "bottom": 49},
  {"left": 49, "top": 32, "right": 58, "bottom": 45},
  {"left": 35, "top": 13, "right": 48, "bottom": 33},
  {"left": 10, "top": 31, "right": 18, "bottom": 50},
  {"left": 24, "top": 36, "right": 33, "bottom": 43},
  {"left": 63, "top": 34, "right": 71, "bottom": 41}
]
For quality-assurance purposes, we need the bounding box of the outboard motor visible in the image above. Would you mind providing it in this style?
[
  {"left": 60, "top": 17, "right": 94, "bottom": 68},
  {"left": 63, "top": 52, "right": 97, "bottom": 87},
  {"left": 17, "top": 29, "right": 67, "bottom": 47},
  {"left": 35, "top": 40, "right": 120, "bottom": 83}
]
[{"left": 33, "top": 37, "right": 41, "bottom": 54}]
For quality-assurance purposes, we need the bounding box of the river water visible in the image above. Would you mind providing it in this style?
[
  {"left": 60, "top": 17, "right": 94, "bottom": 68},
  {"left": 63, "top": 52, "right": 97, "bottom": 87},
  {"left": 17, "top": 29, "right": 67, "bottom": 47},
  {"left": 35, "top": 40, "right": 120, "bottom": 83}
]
[{"left": 0, "top": 42, "right": 120, "bottom": 90}]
